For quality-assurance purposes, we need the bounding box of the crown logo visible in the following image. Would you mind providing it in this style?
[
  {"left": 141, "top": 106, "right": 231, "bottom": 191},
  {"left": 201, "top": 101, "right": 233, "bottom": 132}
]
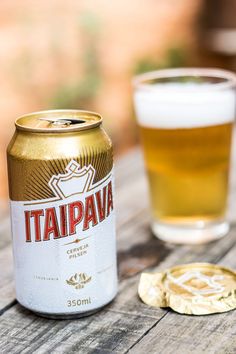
[
  {"left": 167, "top": 270, "right": 225, "bottom": 296},
  {"left": 48, "top": 160, "right": 95, "bottom": 199}
]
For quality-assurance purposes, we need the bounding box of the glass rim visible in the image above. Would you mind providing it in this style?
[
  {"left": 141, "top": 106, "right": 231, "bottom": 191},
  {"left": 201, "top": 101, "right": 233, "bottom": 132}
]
[{"left": 133, "top": 67, "right": 236, "bottom": 91}]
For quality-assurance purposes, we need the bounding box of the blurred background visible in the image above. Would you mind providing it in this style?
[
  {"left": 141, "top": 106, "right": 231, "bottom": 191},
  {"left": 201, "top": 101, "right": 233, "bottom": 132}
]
[{"left": 1, "top": 0, "right": 236, "bottom": 200}]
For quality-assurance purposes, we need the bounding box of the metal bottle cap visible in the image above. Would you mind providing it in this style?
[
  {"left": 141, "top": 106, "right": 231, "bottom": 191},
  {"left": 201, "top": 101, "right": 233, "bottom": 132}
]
[{"left": 138, "top": 263, "right": 236, "bottom": 315}]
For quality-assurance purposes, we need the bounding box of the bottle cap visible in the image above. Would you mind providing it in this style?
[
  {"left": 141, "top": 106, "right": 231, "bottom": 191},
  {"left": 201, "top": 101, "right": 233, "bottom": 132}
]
[{"left": 138, "top": 263, "right": 236, "bottom": 315}]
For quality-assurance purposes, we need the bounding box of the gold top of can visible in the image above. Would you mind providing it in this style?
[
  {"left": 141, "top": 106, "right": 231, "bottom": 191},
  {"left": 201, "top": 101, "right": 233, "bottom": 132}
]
[
  {"left": 15, "top": 109, "right": 102, "bottom": 133},
  {"left": 138, "top": 263, "right": 236, "bottom": 315}
]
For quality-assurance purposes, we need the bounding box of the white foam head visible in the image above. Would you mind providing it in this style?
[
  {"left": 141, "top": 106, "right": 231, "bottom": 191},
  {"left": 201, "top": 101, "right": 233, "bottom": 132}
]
[{"left": 134, "top": 82, "right": 236, "bottom": 129}]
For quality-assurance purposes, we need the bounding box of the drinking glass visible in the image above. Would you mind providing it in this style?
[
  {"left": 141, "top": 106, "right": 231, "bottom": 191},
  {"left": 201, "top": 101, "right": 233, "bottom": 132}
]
[{"left": 133, "top": 68, "right": 236, "bottom": 244}]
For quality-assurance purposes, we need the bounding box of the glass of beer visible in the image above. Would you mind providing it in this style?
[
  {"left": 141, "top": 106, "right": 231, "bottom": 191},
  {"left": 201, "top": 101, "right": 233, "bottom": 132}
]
[{"left": 133, "top": 68, "right": 236, "bottom": 244}]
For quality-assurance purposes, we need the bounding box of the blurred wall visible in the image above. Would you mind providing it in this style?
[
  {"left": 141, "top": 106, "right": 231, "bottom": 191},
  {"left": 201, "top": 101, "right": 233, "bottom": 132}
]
[{"left": 0, "top": 0, "right": 202, "bottom": 199}]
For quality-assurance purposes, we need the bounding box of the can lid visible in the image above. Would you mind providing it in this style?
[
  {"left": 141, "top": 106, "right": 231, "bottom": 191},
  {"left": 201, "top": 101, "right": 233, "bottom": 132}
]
[
  {"left": 138, "top": 263, "right": 236, "bottom": 315},
  {"left": 15, "top": 110, "right": 102, "bottom": 133}
]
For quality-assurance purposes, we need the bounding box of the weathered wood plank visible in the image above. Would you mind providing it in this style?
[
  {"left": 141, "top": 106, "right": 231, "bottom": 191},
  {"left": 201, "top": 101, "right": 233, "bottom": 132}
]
[
  {"left": 0, "top": 246, "right": 14, "bottom": 311},
  {"left": 115, "top": 149, "right": 149, "bottom": 227},
  {"left": 0, "top": 214, "right": 11, "bottom": 248},
  {"left": 114, "top": 148, "right": 144, "bottom": 188},
  {"left": 130, "top": 307, "right": 236, "bottom": 354},
  {"left": 0, "top": 305, "right": 160, "bottom": 354},
  {"left": 0, "top": 225, "right": 236, "bottom": 354},
  {"left": 112, "top": 224, "right": 236, "bottom": 318},
  {"left": 129, "top": 236, "right": 236, "bottom": 354},
  {"left": 0, "top": 215, "right": 14, "bottom": 311}
]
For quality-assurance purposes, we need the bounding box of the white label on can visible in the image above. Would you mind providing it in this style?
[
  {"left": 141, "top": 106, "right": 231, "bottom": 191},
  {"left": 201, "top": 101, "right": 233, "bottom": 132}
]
[{"left": 10, "top": 160, "right": 117, "bottom": 314}]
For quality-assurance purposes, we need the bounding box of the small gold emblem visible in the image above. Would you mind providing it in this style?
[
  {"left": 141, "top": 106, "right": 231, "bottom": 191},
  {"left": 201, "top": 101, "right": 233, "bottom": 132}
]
[
  {"left": 66, "top": 272, "right": 92, "bottom": 290},
  {"left": 64, "top": 236, "right": 90, "bottom": 246}
]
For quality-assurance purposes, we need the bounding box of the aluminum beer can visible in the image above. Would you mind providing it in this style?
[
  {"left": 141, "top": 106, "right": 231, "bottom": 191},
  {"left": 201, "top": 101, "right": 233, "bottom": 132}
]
[{"left": 7, "top": 110, "right": 118, "bottom": 319}]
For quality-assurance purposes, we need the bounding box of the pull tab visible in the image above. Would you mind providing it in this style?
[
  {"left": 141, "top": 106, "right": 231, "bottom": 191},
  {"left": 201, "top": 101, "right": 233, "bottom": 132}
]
[
  {"left": 39, "top": 118, "right": 86, "bottom": 126},
  {"left": 39, "top": 118, "right": 71, "bottom": 126}
]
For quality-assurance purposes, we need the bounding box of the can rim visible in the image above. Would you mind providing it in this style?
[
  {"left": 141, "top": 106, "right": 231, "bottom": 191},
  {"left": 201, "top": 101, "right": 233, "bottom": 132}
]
[{"left": 15, "top": 109, "right": 103, "bottom": 133}]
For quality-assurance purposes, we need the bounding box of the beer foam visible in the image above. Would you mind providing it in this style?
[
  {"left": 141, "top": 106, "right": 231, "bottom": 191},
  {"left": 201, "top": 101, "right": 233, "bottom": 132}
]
[{"left": 134, "top": 83, "right": 236, "bottom": 129}]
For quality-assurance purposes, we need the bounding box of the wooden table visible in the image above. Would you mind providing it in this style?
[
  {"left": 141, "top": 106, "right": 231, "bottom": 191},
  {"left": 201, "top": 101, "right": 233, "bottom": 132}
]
[{"left": 1, "top": 148, "right": 236, "bottom": 353}]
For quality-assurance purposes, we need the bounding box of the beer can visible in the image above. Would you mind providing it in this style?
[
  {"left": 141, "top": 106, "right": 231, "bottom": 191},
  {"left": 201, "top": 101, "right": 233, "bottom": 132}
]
[{"left": 7, "top": 110, "right": 118, "bottom": 319}]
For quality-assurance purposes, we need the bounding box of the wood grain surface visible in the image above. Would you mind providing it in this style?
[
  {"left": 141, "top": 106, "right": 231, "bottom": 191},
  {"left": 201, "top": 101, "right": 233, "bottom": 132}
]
[{"left": 0, "top": 146, "right": 236, "bottom": 354}]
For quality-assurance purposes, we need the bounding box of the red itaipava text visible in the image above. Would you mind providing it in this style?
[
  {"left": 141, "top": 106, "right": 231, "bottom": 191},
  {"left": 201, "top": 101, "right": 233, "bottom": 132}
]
[{"left": 24, "top": 181, "right": 113, "bottom": 242}]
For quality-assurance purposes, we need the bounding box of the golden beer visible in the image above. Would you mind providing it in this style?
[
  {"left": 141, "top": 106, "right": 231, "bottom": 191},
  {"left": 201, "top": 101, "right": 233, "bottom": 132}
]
[
  {"left": 133, "top": 68, "right": 236, "bottom": 244},
  {"left": 140, "top": 122, "right": 233, "bottom": 222}
]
